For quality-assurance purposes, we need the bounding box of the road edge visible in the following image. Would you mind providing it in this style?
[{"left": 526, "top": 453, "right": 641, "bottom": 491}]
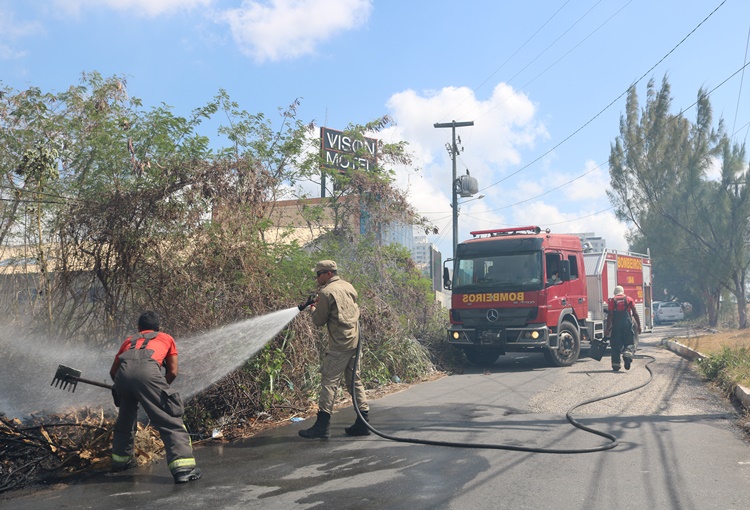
[{"left": 664, "top": 339, "right": 750, "bottom": 411}]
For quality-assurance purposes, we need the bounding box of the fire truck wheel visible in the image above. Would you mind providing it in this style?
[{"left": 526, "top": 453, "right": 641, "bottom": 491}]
[
  {"left": 463, "top": 347, "right": 501, "bottom": 367},
  {"left": 543, "top": 321, "right": 580, "bottom": 367}
]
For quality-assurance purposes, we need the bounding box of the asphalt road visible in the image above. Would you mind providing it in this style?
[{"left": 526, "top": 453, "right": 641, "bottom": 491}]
[{"left": 3, "top": 325, "right": 750, "bottom": 510}]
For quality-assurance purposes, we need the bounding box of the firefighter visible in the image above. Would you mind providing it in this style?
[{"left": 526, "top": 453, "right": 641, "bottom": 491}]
[
  {"left": 109, "top": 311, "right": 201, "bottom": 483},
  {"left": 298, "top": 260, "right": 370, "bottom": 439},
  {"left": 604, "top": 286, "right": 642, "bottom": 371}
]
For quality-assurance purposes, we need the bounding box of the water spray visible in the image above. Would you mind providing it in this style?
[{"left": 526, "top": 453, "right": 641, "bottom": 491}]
[{"left": 2, "top": 306, "right": 303, "bottom": 420}]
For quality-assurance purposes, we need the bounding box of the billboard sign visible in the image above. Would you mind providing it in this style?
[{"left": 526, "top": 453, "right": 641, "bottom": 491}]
[{"left": 320, "top": 127, "right": 378, "bottom": 173}]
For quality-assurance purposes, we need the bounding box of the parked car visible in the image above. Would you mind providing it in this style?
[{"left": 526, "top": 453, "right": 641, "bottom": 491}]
[{"left": 654, "top": 301, "right": 685, "bottom": 324}]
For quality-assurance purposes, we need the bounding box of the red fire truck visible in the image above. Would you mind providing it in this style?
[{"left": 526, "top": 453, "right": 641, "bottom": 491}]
[{"left": 443, "top": 226, "right": 652, "bottom": 367}]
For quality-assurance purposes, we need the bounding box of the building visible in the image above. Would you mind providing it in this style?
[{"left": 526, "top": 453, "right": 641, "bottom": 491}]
[
  {"left": 567, "top": 232, "right": 606, "bottom": 252},
  {"left": 411, "top": 234, "right": 448, "bottom": 301},
  {"left": 381, "top": 222, "right": 415, "bottom": 252},
  {"left": 411, "top": 235, "right": 432, "bottom": 270}
]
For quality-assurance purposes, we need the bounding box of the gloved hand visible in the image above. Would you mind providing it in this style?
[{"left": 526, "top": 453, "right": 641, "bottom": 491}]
[{"left": 298, "top": 292, "right": 318, "bottom": 311}]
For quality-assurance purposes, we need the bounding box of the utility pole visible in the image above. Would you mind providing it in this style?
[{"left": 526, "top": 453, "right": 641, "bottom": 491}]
[{"left": 434, "top": 120, "right": 474, "bottom": 258}]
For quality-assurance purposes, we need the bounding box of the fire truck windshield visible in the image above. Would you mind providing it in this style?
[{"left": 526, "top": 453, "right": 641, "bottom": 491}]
[{"left": 453, "top": 252, "right": 543, "bottom": 291}]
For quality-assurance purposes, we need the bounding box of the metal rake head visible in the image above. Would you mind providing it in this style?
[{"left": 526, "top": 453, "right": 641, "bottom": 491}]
[{"left": 51, "top": 364, "right": 81, "bottom": 392}]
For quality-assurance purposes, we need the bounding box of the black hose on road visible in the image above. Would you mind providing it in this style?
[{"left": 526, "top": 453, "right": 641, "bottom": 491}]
[{"left": 350, "top": 332, "right": 655, "bottom": 454}]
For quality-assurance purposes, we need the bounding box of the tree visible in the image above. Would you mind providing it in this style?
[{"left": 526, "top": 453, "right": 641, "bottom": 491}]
[
  {"left": 609, "top": 76, "right": 749, "bottom": 327},
  {"left": 0, "top": 74, "right": 449, "bottom": 445}
]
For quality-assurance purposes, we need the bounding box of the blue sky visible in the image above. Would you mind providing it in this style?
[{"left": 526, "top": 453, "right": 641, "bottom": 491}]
[{"left": 2, "top": 0, "right": 749, "bottom": 257}]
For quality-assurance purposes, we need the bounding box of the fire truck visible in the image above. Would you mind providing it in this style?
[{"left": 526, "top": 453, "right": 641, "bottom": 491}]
[{"left": 443, "top": 226, "right": 652, "bottom": 367}]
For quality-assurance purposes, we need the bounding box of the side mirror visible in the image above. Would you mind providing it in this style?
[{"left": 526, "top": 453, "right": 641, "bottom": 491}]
[
  {"left": 560, "top": 260, "right": 571, "bottom": 281},
  {"left": 443, "top": 266, "right": 452, "bottom": 290}
]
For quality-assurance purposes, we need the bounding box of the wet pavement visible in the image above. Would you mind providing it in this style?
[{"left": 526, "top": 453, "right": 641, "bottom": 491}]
[{"left": 3, "top": 324, "right": 750, "bottom": 509}]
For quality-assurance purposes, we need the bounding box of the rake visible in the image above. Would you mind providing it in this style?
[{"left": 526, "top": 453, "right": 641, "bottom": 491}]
[{"left": 50, "top": 364, "right": 113, "bottom": 393}]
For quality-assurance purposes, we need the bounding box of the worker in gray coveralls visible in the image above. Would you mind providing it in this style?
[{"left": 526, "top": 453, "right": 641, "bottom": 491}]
[
  {"left": 298, "top": 260, "right": 370, "bottom": 439},
  {"left": 109, "top": 311, "right": 201, "bottom": 483}
]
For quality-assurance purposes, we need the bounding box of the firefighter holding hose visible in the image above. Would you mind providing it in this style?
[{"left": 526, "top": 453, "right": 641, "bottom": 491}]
[
  {"left": 604, "top": 286, "right": 642, "bottom": 372},
  {"left": 297, "top": 260, "right": 370, "bottom": 439}
]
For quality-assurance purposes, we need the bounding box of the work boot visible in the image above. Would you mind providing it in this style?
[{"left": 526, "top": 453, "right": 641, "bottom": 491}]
[
  {"left": 612, "top": 364, "right": 621, "bottom": 372},
  {"left": 111, "top": 459, "right": 137, "bottom": 472},
  {"left": 345, "top": 410, "right": 370, "bottom": 437},
  {"left": 173, "top": 466, "right": 202, "bottom": 484},
  {"left": 299, "top": 411, "right": 331, "bottom": 439},
  {"left": 624, "top": 354, "right": 632, "bottom": 370}
]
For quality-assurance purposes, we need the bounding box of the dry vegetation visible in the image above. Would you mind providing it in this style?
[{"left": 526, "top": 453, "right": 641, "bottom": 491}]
[
  {"left": 0, "top": 410, "right": 163, "bottom": 493},
  {"left": 669, "top": 328, "right": 750, "bottom": 390},
  {"left": 677, "top": 330, "right": 750, "bottom": 355}
]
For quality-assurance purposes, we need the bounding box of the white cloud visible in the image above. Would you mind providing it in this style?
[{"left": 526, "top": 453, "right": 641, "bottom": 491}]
[
  {"left": 219, "top": 0, "right": 372, "bottom": 63},
  {"left": 47, "top": 0, "right": 372, "bottom": 62},
  {"left": 0, "top": 8, "right": 43, "bottom": 59},
  {"left": 378, "top": 83, "right": 635, "bottom": 254},
  {"left": 55, "top": 0, "right": 213, "bottom": 18},
  {"left": 381, "top": 82, "right": 549, "bottom": 251},
  {"left": 512, "top": 158, "right": 609, "bottom": 203}
]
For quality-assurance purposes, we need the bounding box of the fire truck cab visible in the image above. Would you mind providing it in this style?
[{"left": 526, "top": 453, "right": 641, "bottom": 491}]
[{"left": 444, "top": 226, "right": 651, "bottom": 367}]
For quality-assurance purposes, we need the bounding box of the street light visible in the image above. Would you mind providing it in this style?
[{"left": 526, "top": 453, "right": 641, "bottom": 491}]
[
  {"left": 458, "top": 194, "right": 485, "bottom": 205},
  {"left": 452, "top": 194, "right": 484, "bottom": 252}
]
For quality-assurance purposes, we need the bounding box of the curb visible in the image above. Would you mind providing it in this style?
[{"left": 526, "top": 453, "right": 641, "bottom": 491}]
[{"left": 664, "top": 339, "right": 750, "bottom": 412}]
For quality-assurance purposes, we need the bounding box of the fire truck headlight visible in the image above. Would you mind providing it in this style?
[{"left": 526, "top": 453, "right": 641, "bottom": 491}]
[
  {"left": 452, "top": 332, "right": 460, "bottom": 340},
  {"left": 531, "top": 331, "right": 540, "bottom": 339}
]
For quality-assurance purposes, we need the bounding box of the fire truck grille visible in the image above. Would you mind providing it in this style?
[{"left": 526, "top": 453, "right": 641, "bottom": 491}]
[{"left": 459, "top": 307, "right": 537, "bottom": 327}]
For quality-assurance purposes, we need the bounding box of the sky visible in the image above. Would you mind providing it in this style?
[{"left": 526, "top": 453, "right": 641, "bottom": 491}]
[{"left": 2, "top": 0, "right": 749, "bottom": 259}]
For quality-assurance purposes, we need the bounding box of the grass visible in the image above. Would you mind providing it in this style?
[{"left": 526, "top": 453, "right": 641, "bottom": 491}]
[
  {"left": 672, "top": 329, "right": 750, "bottom": 391},
  {"left": 678, "top": 330, "right": 750, "bottom": 356}
]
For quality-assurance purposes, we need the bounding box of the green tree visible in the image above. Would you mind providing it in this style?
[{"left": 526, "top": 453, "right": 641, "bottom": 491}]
[{"left": 609, "top": 76, "right": 750, "bottom": 327}]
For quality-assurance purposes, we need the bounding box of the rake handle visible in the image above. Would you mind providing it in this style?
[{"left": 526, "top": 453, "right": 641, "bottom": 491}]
[{"left": 69, "top": 376, "right": 113, "bottom": 390}]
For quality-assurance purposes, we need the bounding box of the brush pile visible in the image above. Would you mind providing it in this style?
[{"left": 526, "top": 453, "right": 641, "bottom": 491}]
[{"left": 0, "top": 410, "right": 163, "bottom": 494}]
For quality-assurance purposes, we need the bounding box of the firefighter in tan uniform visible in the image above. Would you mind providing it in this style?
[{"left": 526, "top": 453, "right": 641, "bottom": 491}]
[{"left": 298, "top": 260, "right": 370, "bottom": 439}]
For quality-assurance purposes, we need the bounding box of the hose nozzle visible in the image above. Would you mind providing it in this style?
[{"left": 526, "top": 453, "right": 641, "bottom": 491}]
[{"left": 298, "top": 292, "right": 318, "bottom": 311}]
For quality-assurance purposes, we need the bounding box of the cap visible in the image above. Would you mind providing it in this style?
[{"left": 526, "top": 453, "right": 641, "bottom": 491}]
[
  {"left": 314, "top": 260, "right": 337, "bottom": 273},
  {"left": 613, "top": 285, "right": 625, "bottom": 296}
]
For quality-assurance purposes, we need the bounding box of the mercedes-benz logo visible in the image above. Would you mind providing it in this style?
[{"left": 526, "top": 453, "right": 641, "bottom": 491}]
[{"left": 486, "top": 309, "right": 499, "bottom": 322}]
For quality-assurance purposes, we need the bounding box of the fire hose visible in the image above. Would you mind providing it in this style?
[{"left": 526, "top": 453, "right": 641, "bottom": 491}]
[
  {"left": 51, "top": 299, "right": 653, "bottom": 454},
  {"left": 348, "top": 327, "right": 656, "bottom": 454}
]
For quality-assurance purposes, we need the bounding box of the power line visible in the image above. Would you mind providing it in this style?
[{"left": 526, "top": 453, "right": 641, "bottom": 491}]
[
  {"left": 500, "top": 0, "right": 604, "bottom": 88},
  {"left": 474, "top": 1, "right": 632, "bottom": 124},
  {"left": 460, "top": 206, "right": 615, "bottom": 230},
  {"left": 465, "top": 59, "right": 750, "bottom": 219},
  {"left": 432, "top": 216, "right": 454, "bottom": 247},
  {"left": 733, "top": 24, "right": 750, "bottom": 140},
  {"left": 482, "top": 163, "right": 604, "bottom": 214},
  {"left": 478, "top": 0, "right": 728, "bottom": 194},
  {"left": 438, "top": 0, "right": 574, "bottom": 123},
  {"left": 420, "top": 57, "right": 750, "bottom": 224}
]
